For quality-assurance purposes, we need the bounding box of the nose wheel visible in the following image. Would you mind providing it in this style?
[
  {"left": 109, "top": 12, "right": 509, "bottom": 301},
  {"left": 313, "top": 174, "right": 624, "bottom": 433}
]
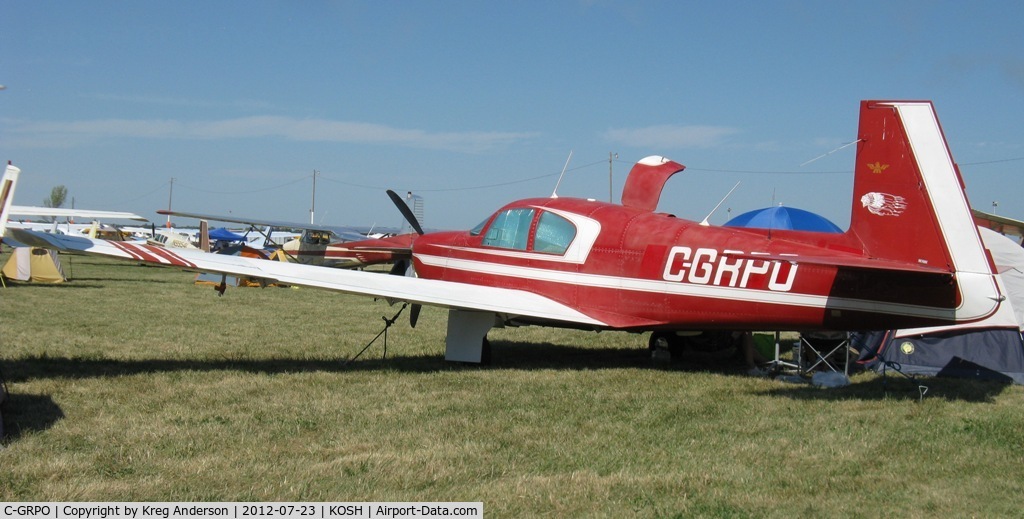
[{"left": 649, "top": 331, "right": 675, "bottom": 361}]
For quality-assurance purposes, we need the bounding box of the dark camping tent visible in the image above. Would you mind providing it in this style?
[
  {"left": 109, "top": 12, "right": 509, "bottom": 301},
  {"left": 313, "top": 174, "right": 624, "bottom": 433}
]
[
  {"left": 856, "top": 227, "right": 1024, "bottom": 384},
  {"left": 724, "top": 205, "right": 843, "bottom": 233}
]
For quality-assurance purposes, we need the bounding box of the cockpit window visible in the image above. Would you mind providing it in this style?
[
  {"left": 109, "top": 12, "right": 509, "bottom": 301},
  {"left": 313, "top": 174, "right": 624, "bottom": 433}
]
[
  {"left": 476, "top": 208, "right": 577, "bottom": 255},
  {"left": 302, "top": 231, "right": 332, "bottom": 245},
  {"left": 482, "top": 208, "right": 534, "bottom": 250},
  {"left": 533, "top": 211, "right": 576, "bottom": 254}
]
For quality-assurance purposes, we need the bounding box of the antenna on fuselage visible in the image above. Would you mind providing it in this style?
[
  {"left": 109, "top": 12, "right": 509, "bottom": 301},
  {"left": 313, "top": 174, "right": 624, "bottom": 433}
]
[
  {"left": 699, "top": 181, "right": 741, "bottom": 226},
  {"left": 799, "top": 138, "right": 862, "bottom": 167},
  {"left": 550, "top": 150, "right": 573, "bottom": 199}
]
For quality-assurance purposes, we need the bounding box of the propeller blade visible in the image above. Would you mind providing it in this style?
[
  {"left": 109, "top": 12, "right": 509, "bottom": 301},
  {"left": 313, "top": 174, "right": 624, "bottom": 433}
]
[
  {"left": 386, "top": 189, "right": 424, "bottom": 236},
  {"left": 410, "top": 304, "right": 421, "bottom": 328}
]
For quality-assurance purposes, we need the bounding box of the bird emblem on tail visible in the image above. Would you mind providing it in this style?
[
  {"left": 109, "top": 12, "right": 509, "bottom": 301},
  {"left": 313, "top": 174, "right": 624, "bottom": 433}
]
[{"left": 860, "top": 192, "right": 907, "bottom": 216}]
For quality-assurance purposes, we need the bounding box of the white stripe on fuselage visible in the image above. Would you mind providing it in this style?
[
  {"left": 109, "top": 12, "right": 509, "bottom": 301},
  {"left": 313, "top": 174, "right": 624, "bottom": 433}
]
[{"left": 416, "top": 253, "right": 955, "bottom": 321}]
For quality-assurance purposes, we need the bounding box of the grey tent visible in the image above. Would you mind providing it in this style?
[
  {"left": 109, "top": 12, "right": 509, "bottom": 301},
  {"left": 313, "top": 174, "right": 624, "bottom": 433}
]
[{"left": 857, "top": 227, "right": 1024, "bottom": 384}]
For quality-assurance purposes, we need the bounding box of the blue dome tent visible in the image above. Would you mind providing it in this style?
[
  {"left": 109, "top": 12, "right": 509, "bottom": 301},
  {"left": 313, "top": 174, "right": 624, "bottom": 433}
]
[
  {"left": 208, "top": 227, "right": 246, "bottom": 242},
  {"left": 724, "top": 206, "right": 843, "bottom": 233}
]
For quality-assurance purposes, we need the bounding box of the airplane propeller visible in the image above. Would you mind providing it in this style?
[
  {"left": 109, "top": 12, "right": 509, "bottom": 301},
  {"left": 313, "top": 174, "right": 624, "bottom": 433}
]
[
  {"left": 386, "top": 189, "right": 424, "bottom": 327},
  {"left": 408, "top": 301, "right": 421, "bottom": 328},
  {"left": 386, "top": 189, "right": 424, "bottom": 236}
]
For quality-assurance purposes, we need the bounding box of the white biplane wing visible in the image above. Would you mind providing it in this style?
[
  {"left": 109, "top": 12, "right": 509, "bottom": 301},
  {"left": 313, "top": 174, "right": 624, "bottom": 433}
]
[
  {"left": 158, "top": 209, "right": 367, "bottom": 242},
  {"left": 9, "top": 206, "right": 148, "bottom": 221}
]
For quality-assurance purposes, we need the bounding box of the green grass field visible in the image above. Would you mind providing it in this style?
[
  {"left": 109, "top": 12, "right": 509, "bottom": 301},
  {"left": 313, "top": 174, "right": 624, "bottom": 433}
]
[{"left": 1, "top": 253, "right": 1022, "bottom": 517}]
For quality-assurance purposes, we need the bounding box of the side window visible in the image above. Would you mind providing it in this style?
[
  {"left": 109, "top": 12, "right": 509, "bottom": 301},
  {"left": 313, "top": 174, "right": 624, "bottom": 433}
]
[
  {"left": 482, "top": 208, "right": 534, "bottom": 250},
  {"left": 302, "top": 231, "right": 331, "bottom": 245},
  {"left": 534, "top": 211, "right": 576, "bottom": 254}
]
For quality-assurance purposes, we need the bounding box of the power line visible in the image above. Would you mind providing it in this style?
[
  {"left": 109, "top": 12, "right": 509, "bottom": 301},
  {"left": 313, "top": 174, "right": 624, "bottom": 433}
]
[
  {"left": 687, "top": 168, "right": 850, "bottom": 175},
  {"left": 960, "top": 156, "right": 1024, "bottom": 166},
  {"left": 107, "top": 153, "right": 1024, "bottom": 207},
  {"left": 318, "top": 158, "right": 610, "bottom": 193}
]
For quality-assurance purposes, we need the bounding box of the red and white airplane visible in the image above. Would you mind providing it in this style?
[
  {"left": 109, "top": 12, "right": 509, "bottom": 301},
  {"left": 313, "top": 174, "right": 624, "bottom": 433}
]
[
  {"left": 155, "top": 209, "right": 417, "bottom": 269},
  {"left": 5, "top": 101, "right": 1004, "bottom": 363}
]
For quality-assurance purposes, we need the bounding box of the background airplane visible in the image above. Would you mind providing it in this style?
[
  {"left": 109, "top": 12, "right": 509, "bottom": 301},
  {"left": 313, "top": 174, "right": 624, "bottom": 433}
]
[
  {"left": 972, "top": 208, "right": 1024, "bottom": 245},
  {"left": 1, "top": 162, "right": 149, "bottom": 244},
  {"left": 5, "top": 101, "right": 1004, "bottom": 364},
  {"left": 7, "top": 206, "right": 147, "bottom": 223},
  {"left": 157, "top": 209, "right": 416, "bottom": 269}
]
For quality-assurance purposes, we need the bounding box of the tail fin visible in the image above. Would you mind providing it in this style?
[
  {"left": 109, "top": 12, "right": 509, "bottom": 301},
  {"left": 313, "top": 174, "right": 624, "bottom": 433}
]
[
  {"left": 848, "top": 100, "right": 1001, "bottom": 322},
  {"left": 199, "top": 220, "right": 211, "bottom": 252},
  {"left": 1, "top": 162, "right": 22, "bottom": 238}
]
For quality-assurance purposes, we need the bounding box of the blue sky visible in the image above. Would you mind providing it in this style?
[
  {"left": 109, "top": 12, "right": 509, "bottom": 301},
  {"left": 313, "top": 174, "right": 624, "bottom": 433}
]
[{"left": 3, "top": 1, "right": 1023, "bottom": 231}]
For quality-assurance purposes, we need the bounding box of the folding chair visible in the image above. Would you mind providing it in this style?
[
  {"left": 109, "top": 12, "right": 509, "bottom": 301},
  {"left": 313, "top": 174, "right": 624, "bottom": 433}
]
[{"left": 797, "top": 331, "right": 852, "bottom": 375}]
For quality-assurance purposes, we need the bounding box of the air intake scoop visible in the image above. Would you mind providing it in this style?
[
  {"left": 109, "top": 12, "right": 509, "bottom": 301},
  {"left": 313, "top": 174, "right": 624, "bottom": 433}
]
[{"left": 620, "top": 155, "right": 686, "bottom": 212}]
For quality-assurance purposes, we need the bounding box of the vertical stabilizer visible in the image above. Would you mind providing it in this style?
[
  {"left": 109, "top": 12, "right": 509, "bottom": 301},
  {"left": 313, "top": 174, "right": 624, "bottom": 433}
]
[
  {"left": 1, "top": 162, "right": 22, "bottom": 238},
  {"left": 200, "top": 220, "right": 211, "bottom": 252},
  {"left": 849, "top": 101, "right": 1001, "bottom": 322}
]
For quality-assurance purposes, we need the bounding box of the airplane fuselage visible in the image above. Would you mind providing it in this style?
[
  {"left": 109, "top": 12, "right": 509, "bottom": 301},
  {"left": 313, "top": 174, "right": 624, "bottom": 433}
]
[
  {"left": 412, "top": 195, "right": 957, "bottom": 333},
  {"left": 282, "top": 232, "right": 416, "bottom": 269}
]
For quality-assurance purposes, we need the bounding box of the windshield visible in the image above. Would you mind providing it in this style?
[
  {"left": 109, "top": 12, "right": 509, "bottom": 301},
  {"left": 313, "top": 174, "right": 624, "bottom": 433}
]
[
  {"left": 470, "top": 217, "right": 489, "bottom": 236},
  {"left": 482, "top": 209, "right": 534, "bottom": 250}
]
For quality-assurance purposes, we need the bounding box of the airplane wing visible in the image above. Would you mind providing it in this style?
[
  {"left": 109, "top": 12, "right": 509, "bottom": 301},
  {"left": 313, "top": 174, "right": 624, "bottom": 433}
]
[
  {"left": 6, "top": 228, "right": 607, "bottom": 328},
  {"left": 158, "top": 210, "right": 366, "bottom": 242},
  {"left": 10, "top": 206, "right": 148, "bottom": 221}
]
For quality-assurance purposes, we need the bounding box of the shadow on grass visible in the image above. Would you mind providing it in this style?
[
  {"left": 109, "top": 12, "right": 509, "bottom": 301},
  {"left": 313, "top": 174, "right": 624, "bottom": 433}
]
[
  {"left": 67, "top": 277, "right": 185, "bottom": 285},
  {"left": 2, "top": 342, "right": 1011, "bottom": 404},
  {"left": 1, "top": 393, "right": 65, "bottom": 443},
  {"left": 0, "top": 341, "right": 741, "bottom": 440},
  {"left": 1, "top": 281, "right": 108, "bottom": 289},
  {"left": 0, "top": 347, "right": 646, "bottom": 382},
  {"left": 760, "top": 372, "right": 1012, "bottom": 403},
  {"left": 1, "top": 341, "right": 730, "bottom": 382},
  {"left": 3, "top": 272, "right": 186, "bottom": 287}
]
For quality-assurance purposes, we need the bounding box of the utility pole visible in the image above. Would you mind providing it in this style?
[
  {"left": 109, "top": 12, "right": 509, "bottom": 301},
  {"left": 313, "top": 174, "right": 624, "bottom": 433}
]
[
  {"left": 608, "top": 152, "right": 617, "bottom": 202},
  {"left": 166, "top": 177, "right": 175, "bottom": 228},
  {"left": 310, "top": 170, "right": 319, "bottom": 225}
]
